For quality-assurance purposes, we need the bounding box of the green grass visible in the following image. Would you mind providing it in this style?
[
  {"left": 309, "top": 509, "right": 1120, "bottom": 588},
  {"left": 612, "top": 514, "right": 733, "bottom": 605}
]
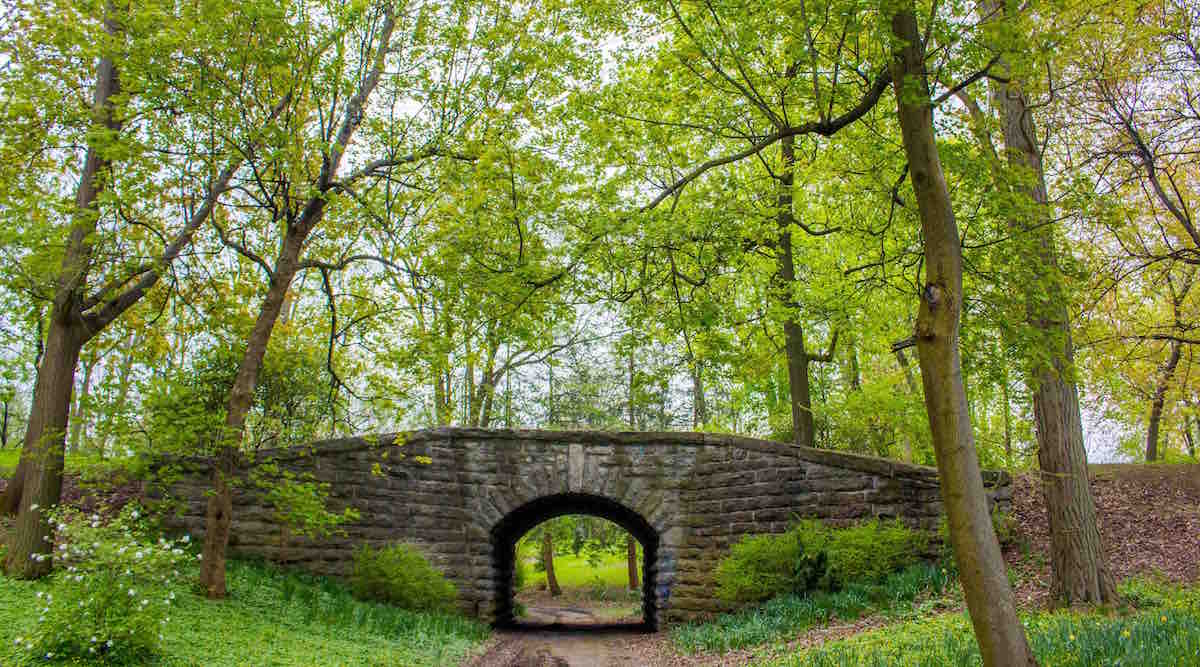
[
  {"left": 0, "top": 449, "right": 127, "bottom": 478},
  {"left": 758, "top": 579, "right": 1200, "bottom": 666},
  {"left": 522, "top": 550, "right": 639, "bottom": 595},
  {"left": 0, "top": 559, "right": 490, "bottom": 666},
  {"left": 671, "top": 562, "right": 956, "bottom": 654}
]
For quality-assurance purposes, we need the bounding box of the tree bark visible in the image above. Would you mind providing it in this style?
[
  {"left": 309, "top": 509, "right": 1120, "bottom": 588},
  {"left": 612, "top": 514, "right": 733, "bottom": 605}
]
[
  {"left": 542, "top": 530, "right": 561, "bottom": 596},
  {"left": 3, "top": 319, "right": 86, "bottom": 577},
  {"left": 887, "top": 6, "right": 1035, "bottom": 664},
  {"left": 691, "top": 360, "right": 707, "bottom": 429},
  {"left": 984, "top": 0, "right": 1116, "bottom": 604},
  {"left": 1145, "top": 339, "right": 1182, "bottom": 462},
  {"left": 68, "top": 354, "right": 95, "bottom": 454},
  {"left": 626, "top": 534, "right": 639, "bottom": 590},
  {"left": 1, "top": 400, "right": 8, "bottom": 448},
  {"left": 776, "top": 135, "right": 817, "bottom": 448}
]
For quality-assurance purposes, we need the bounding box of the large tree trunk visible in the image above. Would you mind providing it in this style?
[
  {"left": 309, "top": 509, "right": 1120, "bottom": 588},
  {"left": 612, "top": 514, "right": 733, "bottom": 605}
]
[
  {"left": 626, "top": 534, "right": 639, "bottom": 590},
  {"left": 1146, "top": 339, "right": 1183, "bottom": 462},
  {"left": 200, "top": 228, "right": 307, "bottom": 598},
  {"left": 3, "top": 317, "right": 86, "bottom": 577},
  {"left": 542, "top": 530, "right": 561, "bottom": 597},
  {"left": 887, "top": 7, "right": 1035, "bottom": 665},
  {"left": 987, "top": 0, "right": 1116, "bottom": 604}
]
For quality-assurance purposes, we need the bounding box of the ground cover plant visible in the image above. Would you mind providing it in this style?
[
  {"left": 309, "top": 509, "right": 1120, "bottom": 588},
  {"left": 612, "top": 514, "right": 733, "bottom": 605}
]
[
  {"left": 763, "top": 580, "right": 1200, "bottom": 667},
  {"left": 0, "top": 557, "right": 489, "bottom": 666},
  {"left": 674, "top": 562, "right": 956, "bottom": 654}
]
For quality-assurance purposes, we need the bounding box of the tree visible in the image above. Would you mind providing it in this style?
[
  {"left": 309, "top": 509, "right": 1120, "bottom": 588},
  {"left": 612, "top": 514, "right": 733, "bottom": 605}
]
[
  {"left": 1, "top": 0, "right": 289, "bottom": 575},
  {"left": 541, "top": 529, "right": 561, "bottom": 597},
  {"left": 965, "top": 0, "right": 1116, "bottom": 606},
  {"left": 885, "top": 3, "right": 1035, "bottom": 663}
]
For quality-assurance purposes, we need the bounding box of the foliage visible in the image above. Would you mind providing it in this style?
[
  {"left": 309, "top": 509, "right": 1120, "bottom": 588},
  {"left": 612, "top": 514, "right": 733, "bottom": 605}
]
[
  {"left": 715, "top": 520, "right": 929, "bottom": 604},
  {"left": 250, "top": 464, "right": 360, "bottom": 561},
  {"left": 767, "top": 580, "right": 1200, "bottom": 667},
  {"left": 0, "top": 558, "right": 488, "bottom": 666},
  {"left": 12, "top": 503, "right": 192, "bottom": 664},
  {"left": 349, "top": 543, "right": 457, "bottom": 613},
  {"left": 674, "top": 562, "right": 955, "bottom": 654}
]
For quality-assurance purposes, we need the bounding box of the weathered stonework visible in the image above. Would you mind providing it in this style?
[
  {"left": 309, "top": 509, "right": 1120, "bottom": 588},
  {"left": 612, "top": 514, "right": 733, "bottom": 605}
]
[{"left": 154, "top": 428, "right": 1011, "bottom": 627}]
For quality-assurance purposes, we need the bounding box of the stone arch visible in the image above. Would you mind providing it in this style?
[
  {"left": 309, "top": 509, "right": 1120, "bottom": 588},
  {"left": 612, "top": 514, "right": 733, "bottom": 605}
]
[{"left": 490, "top": 492, "right": 661, "bottom": 630}]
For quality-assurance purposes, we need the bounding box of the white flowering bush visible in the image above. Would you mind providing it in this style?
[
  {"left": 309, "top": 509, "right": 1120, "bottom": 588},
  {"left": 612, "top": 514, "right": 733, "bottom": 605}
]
[{"left": 14, "top": 503, "right": 192, "bottom": 664}]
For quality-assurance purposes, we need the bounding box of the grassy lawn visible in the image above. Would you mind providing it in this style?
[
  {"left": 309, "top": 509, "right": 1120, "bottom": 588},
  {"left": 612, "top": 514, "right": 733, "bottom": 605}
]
[
  {"left": 521, "top": 548, "right": 640, "bottom": 595},
  {"left": 0, "top": 559, "right": 490, "bottom": 666}
]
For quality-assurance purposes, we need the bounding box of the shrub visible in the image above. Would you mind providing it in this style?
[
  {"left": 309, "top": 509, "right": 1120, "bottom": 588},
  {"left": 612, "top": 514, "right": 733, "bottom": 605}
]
[
  {"left": 714, "top": 519, "right": 928, "bottom": 604},
  {"left": 714, "top": 531, "right": 804, "bottom": 603},
  {"left": 14, "top": 503, "right": 191, "bottom": 664},
  {"left": 350, "top": 543, "right": 456, "bottom": 612},
  {"left": 807, "top": 519, "right": 929, "bottom": 589}
]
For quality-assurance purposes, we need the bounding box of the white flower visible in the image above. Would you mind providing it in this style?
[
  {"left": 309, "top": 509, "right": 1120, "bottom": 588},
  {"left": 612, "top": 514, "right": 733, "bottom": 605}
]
[
  {"left": 45, "top": 652, "right": 53, "bottom": 659},
  {"left": 141, "top": 599, "right": 148, "bottom": 606},
  {"left": 128, "top": 588, "right": 136, "bottom": 596},
  {"left": 135, "top": 551, "right": 144, "bottom": 560},
  {"left": 131, "top": 510, "right": 140, "bottom": 520},
  {"left": 181, "top": 535, "right": 189, "bottom": 543},
  {"left": 90, "top": 636, "right": 97, "bottom": 643},
  {"left": 168, "top": 592, "right": 176, "bottom": 600},
  {"left": 36, "top": 592, "right": 44, "bottom": 599},
  {"left": 13, "top": 637, "right": 21, "bottom": 645},
  {"left": 89, "top": 647, "right": 95, "bottom": 654},
  {"left": 106, "top": 640, "right": 113, "bottom": 647}
]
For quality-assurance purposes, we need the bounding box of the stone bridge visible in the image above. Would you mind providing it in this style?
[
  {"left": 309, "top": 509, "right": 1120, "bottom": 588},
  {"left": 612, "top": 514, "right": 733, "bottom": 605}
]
[{"left": 156, "top": 428, "right": 1011, "bottom": 628}]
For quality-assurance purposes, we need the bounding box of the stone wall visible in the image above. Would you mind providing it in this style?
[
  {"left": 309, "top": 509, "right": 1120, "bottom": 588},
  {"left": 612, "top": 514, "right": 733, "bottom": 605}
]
[{"left": 154, "top": 428, "right": 1010, "bottom": 626}]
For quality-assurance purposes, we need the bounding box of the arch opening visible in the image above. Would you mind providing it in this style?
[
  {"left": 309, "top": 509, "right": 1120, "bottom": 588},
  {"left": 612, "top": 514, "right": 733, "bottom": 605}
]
[{"left": 491, "top": 493, "right": 660, "bottom": 632}]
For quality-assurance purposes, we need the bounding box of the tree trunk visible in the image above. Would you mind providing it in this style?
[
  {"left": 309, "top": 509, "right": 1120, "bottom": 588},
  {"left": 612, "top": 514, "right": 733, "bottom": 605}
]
[
  {"left": 626, "top": 534, "right": 639, "bottom": 590},
  {"left": 1185, "top": 414, "right": 1197, "bottom": 459},
  {"left": 1146, "top": 339, "right": 1182, "bottom": 462},
  {"left": 776, "top": 135, "right": 816, "bottom": 448},
  {"left": 887, "top": 7, "right": 1036, "bottom": 664},
  {"left": 68, "top": 355, "right": 95, "bottom": 454},
  {"left": 627, "top": 348, "right": 636, "bottom": 429},
  {"left": 691, "top": 360, "right": 707, "bottom": 429},
  {"left": 1, "top": 400, "right": 9, "bottom": 448},
  {"left": 983, "top": 0, "right": 1116, "bottom": 605},
  {"left": 542, "top": 530, "right": 561, "bottom": 596},
  {"left": 1001, "top": 372, "right": 1014, "bottom": 468},
  {"left": 3, "top": 318, "right": 86, "bottom": 576},
  {"left": 200, "top": 228, "right": 307, "bottom": 599}
]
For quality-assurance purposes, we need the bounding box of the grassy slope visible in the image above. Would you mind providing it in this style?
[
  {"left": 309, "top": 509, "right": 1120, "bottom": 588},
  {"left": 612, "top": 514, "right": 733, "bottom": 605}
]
[
  {"left": 0, "top": 559, "right": 489, "bottom": 667},
  {"left": 764, "top": 580, "right": 1200, "bottom": 666}
]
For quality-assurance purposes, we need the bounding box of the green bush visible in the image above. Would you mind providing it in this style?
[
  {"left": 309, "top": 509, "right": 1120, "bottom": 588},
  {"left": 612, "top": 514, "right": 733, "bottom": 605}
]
[
  {"left": 350, "top": 543, "right": 457, "bottom": 612},
  {"left": 714, "top": 519, "right": 928, "bottom": 604},
  {"left": 14, "top": 503, "right": 192, "bottom": 665}
]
